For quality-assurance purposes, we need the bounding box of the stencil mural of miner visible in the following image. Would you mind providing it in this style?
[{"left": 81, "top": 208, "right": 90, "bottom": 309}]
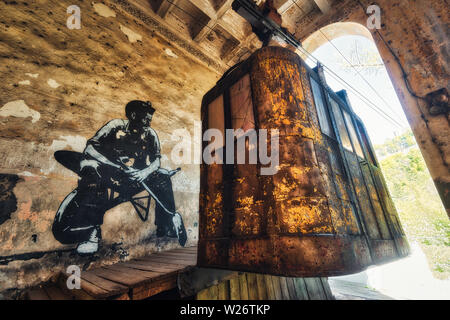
[{"left": 52, "top": 100, "right": 187, "bottom": 255}]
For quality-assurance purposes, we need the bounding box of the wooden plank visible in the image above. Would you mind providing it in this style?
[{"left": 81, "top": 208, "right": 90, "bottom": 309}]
[
  {"left": 112, "top": 293, "right": 131, "bottom": 300},
  {"left": 152, "top": 252, "right": 197, "bottom": 260},
  {"left": 120, "top": 261, "right": 185, "bottom": 273},
  {"left": 196, "top": 285, "right": 216, "bottom": 300},
  {"left": 90, "top": 267, "right": 153, "bottom": 288},
  {"left": 157, "top": 247, "right": 197, "bottom": 253},
  {"left": 285, "top": 277, "right": 298, "bottom": 300},
  {"left": 256, "top": 274, "right": 268, "bottom": 300},
  {"left": 320, "top": 277, "right": 334, "bottom": 300},
  {"left": 136, "top": 254, "right": 196, "bottom": 260},
  {"left": 238, "top": 273, "right": 249, "bottom": 300},
  {"left": 208, "top": 284, "right": 219, "bottom": 300},
  {"left": 27, "top": 246, "right": 199, "bottom": 300},
  {"left": 27, "top": 288, "right": 50, "bottom": 300},
  {"left": 176, "top": 246, "right": 197, "bottom": 250},
  {"left": 80, "top": 271, "right": 129, "bottom": 297},
  {"left": 139, "top": 255, "right": 196, "bottom": 266},
  {"left": 152, "top": 250, "right": 197, "bottom": 256},
  {"left": 153, "top": 252, "right": 197, "bottom": 260},
  {"left": 279, "top": 277, "right": 291, "bottom": 300},
  {"left": 196, "top": 287, "right": 210, "bottom": 300},
  {"left": 102, "top": 264, "right": 164, "bottom": 279},
  {"left": 44, "top": 285, "right": 72, "bottom": 300},
  {"left": 196, "top": 283, "right": 218, "bottom": 300},
  {"left": 314, "top": 277, "right": 329, "bottom": 300},
  {"left": 170, "top": 246, "right": 197, "bottom": 252},
  {"left": 137, "top": 257, "right": 195, "bottom": 265},
  {"left": 142, "top": 257, "right": 196, "bottom": 266},
  {"left": 264, "top": 275, "right": 275, "bottom": 300},
  {"left": 57, "top": 274, "right": 98, "bottom": 300},
  {"left": 133, "top": 258, "right": 188, "bottom": 268},
  {"left": 293, "top": 278, "right": 309, "bottom": 300},
  {"left": 218, "top": 280, "right": 230, "bottom": 300},
  {"left": 197, "top": 285, "right": 218, "bottom": 300},
  {"left": 229, "top": 276, "right": 240, "bottom": 300},
  {"left": 303, "top": 277, "right": 327, "bottom": 300},
  {"left": 246, "top": 273, "right": 258, "bottom": 300},
  {"left": 132, "top": 275, "right": 177, "bottom": 300},
  {"left": 271, "top": 276, "right": 282, "bottom": 300}
]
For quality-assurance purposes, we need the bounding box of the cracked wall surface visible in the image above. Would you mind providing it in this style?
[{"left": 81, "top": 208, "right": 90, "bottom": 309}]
[{"left": 0, "top": 0, "right": 220, "bottom": 296}]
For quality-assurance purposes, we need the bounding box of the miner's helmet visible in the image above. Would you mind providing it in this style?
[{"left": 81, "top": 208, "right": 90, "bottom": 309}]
[{"left": 125, "top": 100, "right": 156, "bottom": 119}]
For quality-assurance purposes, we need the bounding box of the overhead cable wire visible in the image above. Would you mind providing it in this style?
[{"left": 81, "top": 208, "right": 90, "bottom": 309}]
[
  {"left": 291, "top": 0, "right": 405, "bottom": 128},
  {"left": 295, "top": 43, "right": 405, "bottom": 128},
  {"left": 317, "top": 28, "right": 406, "bottom": 122}
]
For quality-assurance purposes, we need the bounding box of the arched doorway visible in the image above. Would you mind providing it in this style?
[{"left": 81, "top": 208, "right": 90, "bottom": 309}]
[
  {"left": 300, "top": 21, "right": 449, "bottom": 287},
  {"left": 299, "top": 19, "right": 449, "bottom": 218}
]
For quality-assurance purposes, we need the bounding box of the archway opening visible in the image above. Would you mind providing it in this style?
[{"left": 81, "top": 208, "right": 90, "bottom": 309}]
[{"left": 303, "top": 22, "right": 449, "bottom": 299}]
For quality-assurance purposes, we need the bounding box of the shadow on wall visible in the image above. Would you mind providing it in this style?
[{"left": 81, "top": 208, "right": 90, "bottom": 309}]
[{"left": 0, "top": 174, "right": 22, "bottom": 225}]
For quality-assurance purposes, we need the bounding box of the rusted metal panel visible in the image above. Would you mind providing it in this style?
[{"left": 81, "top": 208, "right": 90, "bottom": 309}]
[
  {"left": 276, "top": 197, "right": 333, "bottom": 235},
  {"left": 250, "top": 51, "right": 309, "bottom": 137},
  {"left": 274, "top": 136, "right": 326, "bottom": 200},
  {"left": 232, "top": 202, "right": 264, "bottom": 236},
  {"left": 198, "top": 46, "right": 409, "bottom": 277},
  {"left": 314, "top": 143, "right": 351, "bottom": 234},
  {"left": 372, "top": 168, "right": 410, "bottom": 257}
]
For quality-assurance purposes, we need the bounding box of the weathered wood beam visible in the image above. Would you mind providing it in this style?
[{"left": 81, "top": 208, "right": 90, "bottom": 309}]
[
  {"left": 156, "top": 0, "right": 179, "bottom": 19},
  {"left": 192, "top": 0, "right": 234, "bottom": 42},
  {"left": 193, "top": 19, "right": 216, "bottom": 42},
  {"left": 274, "top": 0, "right": 295, "bottom": 14},
  {"left": 223, "top": 33, "right": 259, "bottom": 64},
  {"left": 313, "top": 0, "right": 331, "bottom": 14}
]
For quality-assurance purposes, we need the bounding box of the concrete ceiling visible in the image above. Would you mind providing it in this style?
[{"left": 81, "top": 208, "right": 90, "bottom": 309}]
[{"left": 123, "top": 0, "right": 336, "bottom": 72}]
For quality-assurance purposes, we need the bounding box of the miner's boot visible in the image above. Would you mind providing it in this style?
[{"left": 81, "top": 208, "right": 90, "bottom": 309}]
[
  {"left": 172, "top": 212, "right": 187, "bottom": 247},
  {"left": 76, "top": 227, "right": 100, "bottom": 255}
]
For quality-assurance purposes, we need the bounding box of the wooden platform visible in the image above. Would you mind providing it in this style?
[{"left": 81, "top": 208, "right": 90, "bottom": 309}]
[
  {"left": 28, "top": 246, "right": 392, "bottom": 300},
  {"left": 26, "top": 246, "right": 197, "bottom": 300}
]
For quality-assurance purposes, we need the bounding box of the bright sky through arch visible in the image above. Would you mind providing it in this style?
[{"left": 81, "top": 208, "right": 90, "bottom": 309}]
[{"left": 306, "top": 35, "right": 410, "bottom": 145}]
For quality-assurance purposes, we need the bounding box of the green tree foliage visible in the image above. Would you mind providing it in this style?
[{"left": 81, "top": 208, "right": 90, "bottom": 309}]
[
  {"left": 375, "top": 131, "right": 449, "bottom": 279},
  {"left": 374, "top": 130, "right": 416, "bottom": 158}
]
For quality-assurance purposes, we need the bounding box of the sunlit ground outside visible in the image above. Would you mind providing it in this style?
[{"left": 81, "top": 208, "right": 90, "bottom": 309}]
[{"left": 306, "top": 35, "right": 449, "bottom": 299}]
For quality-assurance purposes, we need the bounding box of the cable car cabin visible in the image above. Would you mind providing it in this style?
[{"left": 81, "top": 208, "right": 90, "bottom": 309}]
[{"left": 198, "top": 46, "right": 409, "bottom": 277}]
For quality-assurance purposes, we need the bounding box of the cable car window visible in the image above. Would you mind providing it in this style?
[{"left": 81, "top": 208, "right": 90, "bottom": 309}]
[
  {"left": 356, "top": 120, "right": 377, "bottom": 166},
  {"left": 310, "top": 77, "right": 333, "bottom": 137},
  {"left": 329, "top": 96, "right": 353, "bottom": 152},
  {"left": 343, "top": 110, "right": 365, "bottom": 159}
]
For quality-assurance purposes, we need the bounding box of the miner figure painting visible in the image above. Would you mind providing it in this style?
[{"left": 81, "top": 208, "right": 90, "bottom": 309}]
[{"left": 52, "top": 100, "right": 187, "bottom": 255}]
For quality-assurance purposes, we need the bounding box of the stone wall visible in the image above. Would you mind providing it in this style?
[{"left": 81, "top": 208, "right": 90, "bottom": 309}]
[{"left": 0, "top": 0, "right": 219, "bottom": 296}]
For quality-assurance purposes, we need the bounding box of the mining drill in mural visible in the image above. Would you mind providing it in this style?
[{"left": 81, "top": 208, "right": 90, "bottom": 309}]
[{"left": 52, "top": 100, "right": 187, "bottom": 255}]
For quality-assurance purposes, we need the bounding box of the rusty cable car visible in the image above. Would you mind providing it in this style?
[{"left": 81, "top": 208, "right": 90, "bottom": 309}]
[{"left": 198, "top": 46, "right": 409, "bottom": 277}]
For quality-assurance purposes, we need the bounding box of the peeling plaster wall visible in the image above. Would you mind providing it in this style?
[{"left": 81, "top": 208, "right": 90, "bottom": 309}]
[{"left": 0, "top": 0, "right": 220, "bottom": 295}]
